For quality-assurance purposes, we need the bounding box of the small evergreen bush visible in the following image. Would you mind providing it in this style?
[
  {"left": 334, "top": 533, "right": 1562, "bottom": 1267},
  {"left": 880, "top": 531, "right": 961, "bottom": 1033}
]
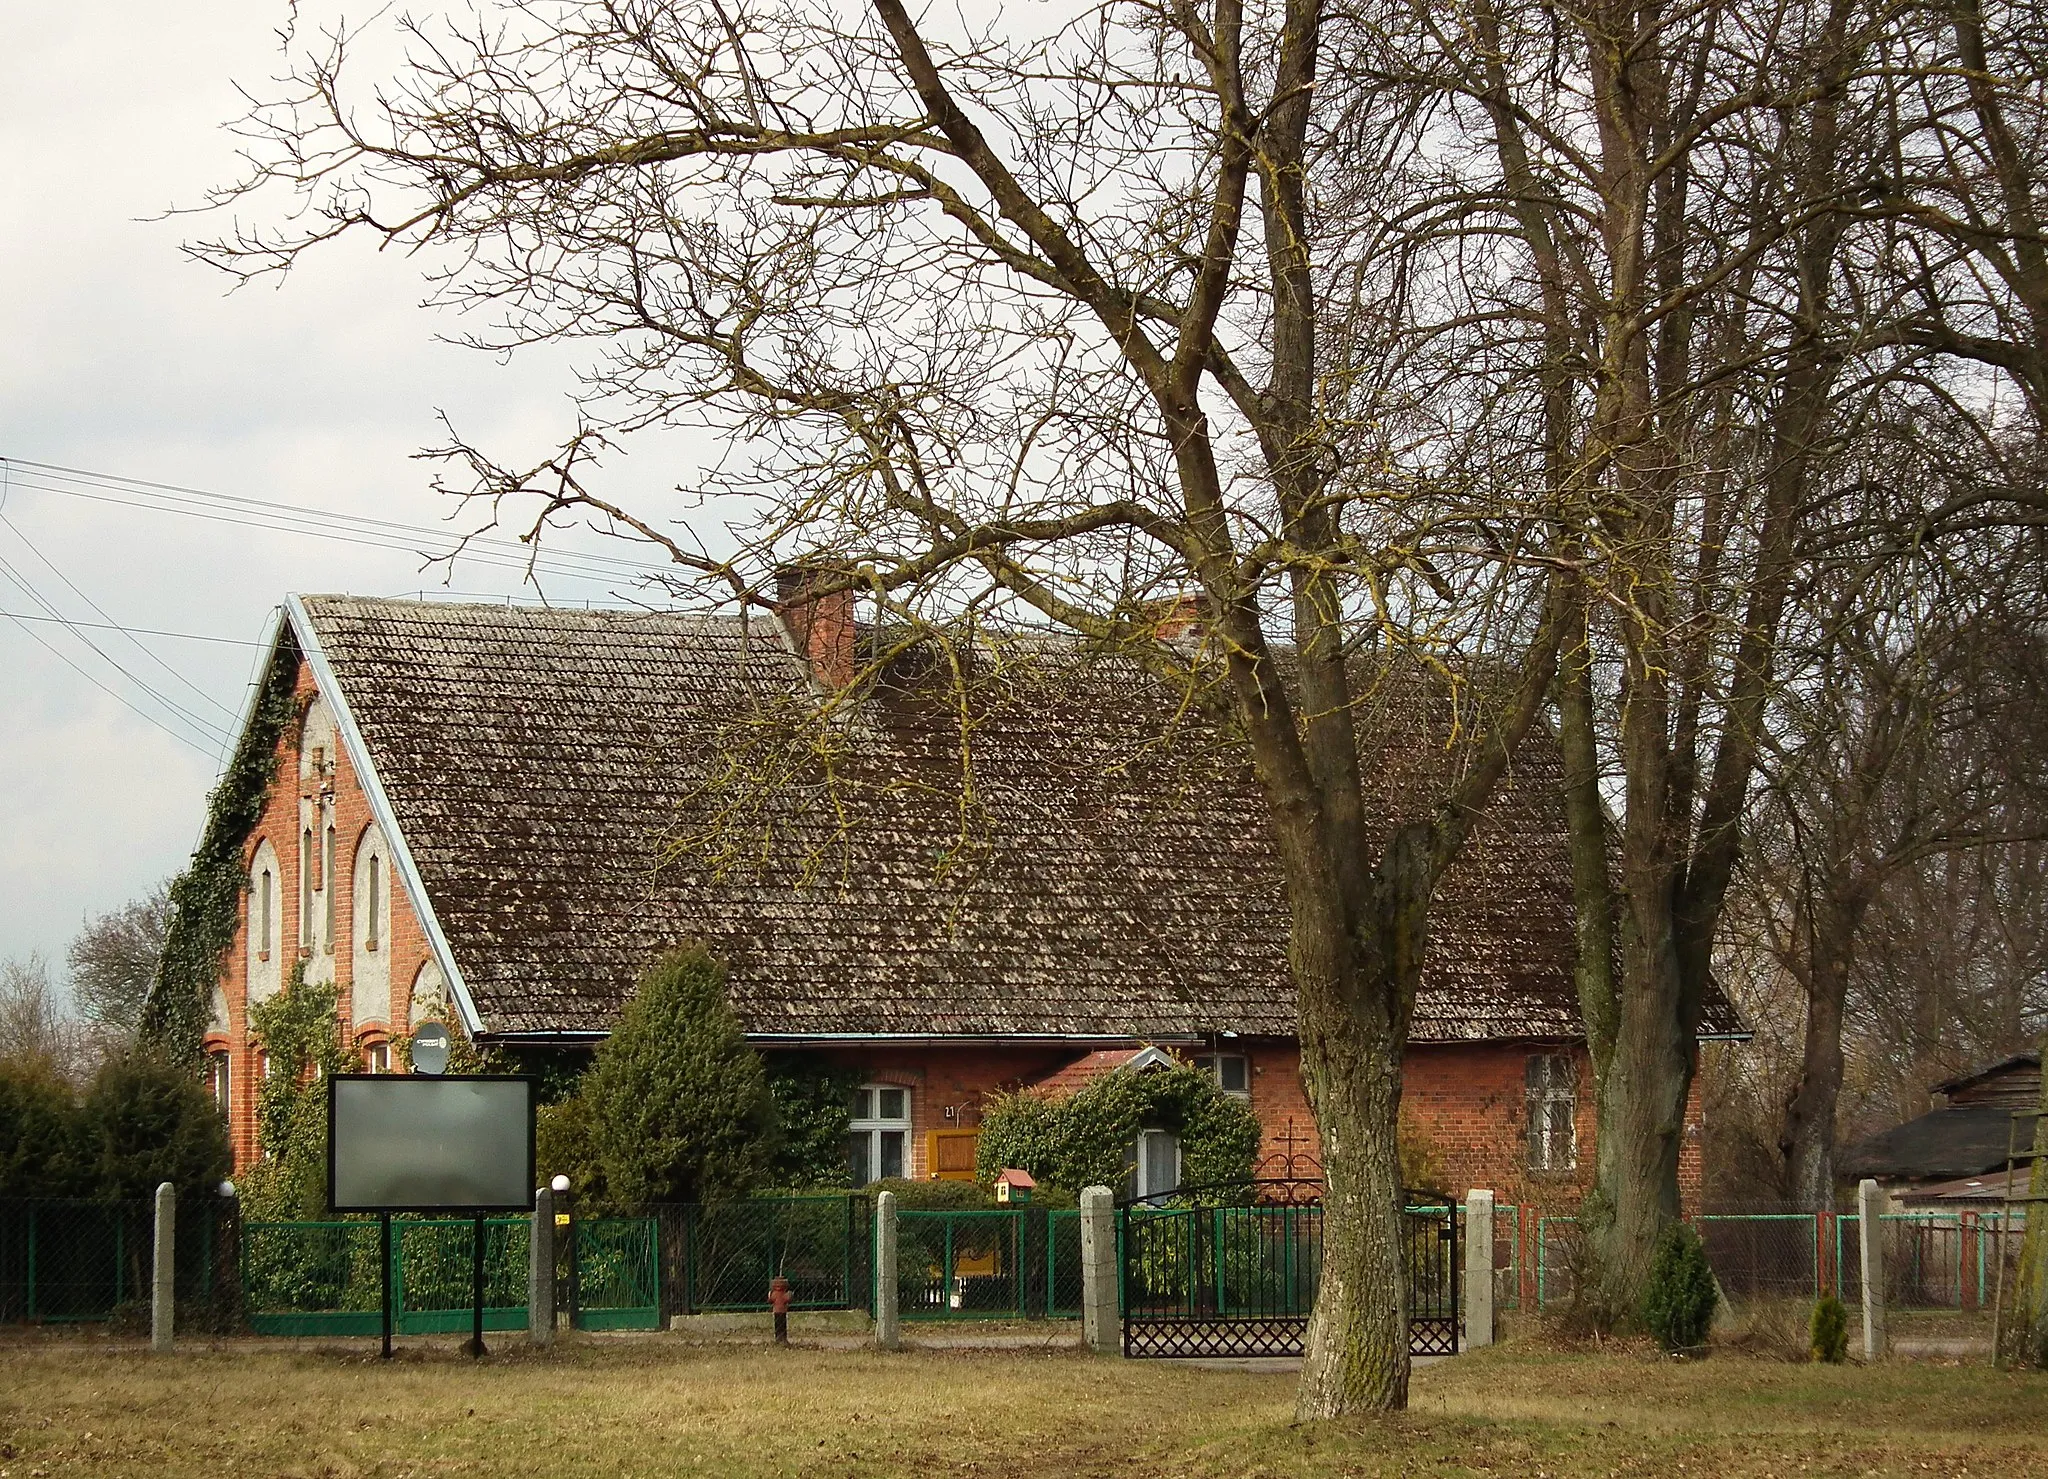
[
  {"left": 583, "top": 947, "right": 778, "bottom": 1206},
  {"left": 1810, "top": 1293, "right": 1848, "bottom": 1362},
  {"left": 82, "top": 1050, "right": 231, "bottom": 1199},
  {"left": 1641, "top": 1222, "right": 1718, "bottom": 1351}
]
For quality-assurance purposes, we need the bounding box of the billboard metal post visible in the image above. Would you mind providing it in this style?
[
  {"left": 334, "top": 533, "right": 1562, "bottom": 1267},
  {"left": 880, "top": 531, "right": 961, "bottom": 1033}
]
[
  {"left": 469, "top": 1211, "right": 487, "bottom": 1359},
  {"left": 379, "top": 1213, "right": 393, "bottom": 1360}
]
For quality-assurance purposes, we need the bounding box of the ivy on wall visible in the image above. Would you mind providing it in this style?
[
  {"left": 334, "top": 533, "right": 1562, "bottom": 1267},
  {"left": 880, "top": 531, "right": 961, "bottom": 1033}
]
[
  {"left": 975, "top": 1063, "right": 1261, "bottom": 1196},
  {"left": 762, "top": 1054, "right": 862, "bottom": 1189},
  {"left": 239, "top": 962, "right": 347, "bottom": 1221},
  {"left": 142, "top": 633, "right": 303, "bottom": 1070}
]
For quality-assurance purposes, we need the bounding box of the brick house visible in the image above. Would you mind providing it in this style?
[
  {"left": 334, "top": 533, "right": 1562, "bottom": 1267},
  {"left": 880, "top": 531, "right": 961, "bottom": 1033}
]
[{"left": 201, "top": 590, "right": 1741, "bottom": 1206}]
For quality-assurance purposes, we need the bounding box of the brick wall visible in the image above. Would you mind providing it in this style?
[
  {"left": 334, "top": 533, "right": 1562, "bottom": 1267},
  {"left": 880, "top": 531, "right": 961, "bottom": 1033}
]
[
  {"left": 210, "top": 661, "right": 438, "bottom": 1169},
  {"left": 790, "top": 1036, "right": 1705, "bottom": 1208}
]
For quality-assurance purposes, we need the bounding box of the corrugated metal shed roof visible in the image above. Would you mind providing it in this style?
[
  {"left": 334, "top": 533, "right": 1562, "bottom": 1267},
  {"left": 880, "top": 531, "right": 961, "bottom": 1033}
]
[{"left": 293, "top": 595, "right": 1742, "bottom": 1043}]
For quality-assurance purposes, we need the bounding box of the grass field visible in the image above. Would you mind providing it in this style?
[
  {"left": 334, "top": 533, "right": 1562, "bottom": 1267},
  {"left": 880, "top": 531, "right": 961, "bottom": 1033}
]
[{"left": 0, "top": 1334, "right": 2043, "bottom": 1477}]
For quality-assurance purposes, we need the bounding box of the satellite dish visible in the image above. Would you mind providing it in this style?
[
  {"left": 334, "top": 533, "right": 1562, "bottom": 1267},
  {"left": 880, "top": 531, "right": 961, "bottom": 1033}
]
[{"left": 411, "top": 1023, "right": 451, "bottom": 1075}]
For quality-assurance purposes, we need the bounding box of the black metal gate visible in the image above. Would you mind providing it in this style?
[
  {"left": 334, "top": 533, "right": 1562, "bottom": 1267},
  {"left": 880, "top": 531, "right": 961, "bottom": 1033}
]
[{"left": 1119, "top": 1181, "right": 1458, "bottom": 1360}]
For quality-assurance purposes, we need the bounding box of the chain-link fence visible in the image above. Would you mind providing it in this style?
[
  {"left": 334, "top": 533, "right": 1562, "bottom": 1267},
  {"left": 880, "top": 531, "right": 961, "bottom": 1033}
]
[{"left": 0, "top": 1197, "right": 241, "bottom": 1331}]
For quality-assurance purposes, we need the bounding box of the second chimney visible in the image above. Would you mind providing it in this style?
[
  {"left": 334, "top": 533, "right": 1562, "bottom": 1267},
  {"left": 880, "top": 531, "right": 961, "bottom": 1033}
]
[{"left": 775, "top": 562, "right": 858, "bottom": 691}]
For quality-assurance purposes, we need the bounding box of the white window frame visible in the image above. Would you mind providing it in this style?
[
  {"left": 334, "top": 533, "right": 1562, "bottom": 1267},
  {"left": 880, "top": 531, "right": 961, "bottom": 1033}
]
[
  {"left": 1526, "top": 1054, "right": 1578, "bottom": 1171},
  {"left": 363, "top": 1041, "right": 391, "bottom": 1074},
  {"left": 847, "top": 1083, "right": 912, "bottom": 1184},
  {"left": 207, "top": 1051, "right": 231, "bottom": 1118},
  {"left": 1134, "top": 1128, "right": 1182, "bottom": 1199},
  {"left": 1192, "top": 1052, "right": 1250, "bottom": 1098}
]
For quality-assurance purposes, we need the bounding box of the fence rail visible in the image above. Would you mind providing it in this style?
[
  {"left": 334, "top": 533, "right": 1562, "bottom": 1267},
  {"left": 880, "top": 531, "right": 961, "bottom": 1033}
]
[{"left": 0, "top": 1198, "right": 239, "bottom": 1328}]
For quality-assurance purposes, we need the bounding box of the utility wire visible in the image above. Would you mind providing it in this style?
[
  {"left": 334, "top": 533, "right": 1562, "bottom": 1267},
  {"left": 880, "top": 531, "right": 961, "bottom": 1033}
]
[
  {"left": 0, "top": 606, "right": 223, "bottom": 759},
  {"left": 0, "top": 552, "right": 232, "bottom": 750},
  {"left": 0, "top": 610, "right": 264, "bottom": 646},
  {"left": 1, "top": 457, "right": 679, "bottom": 584},
  {"left": 0, "top": 514, "right": 241, "bottom": 720}
]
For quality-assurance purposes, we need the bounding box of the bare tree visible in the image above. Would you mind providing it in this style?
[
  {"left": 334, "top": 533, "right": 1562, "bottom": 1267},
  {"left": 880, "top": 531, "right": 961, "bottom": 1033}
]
[
  {"left": 0, "top": 954, "right": 89, "bottom": 1077},
  {"left": 193, "top": 0, "right": 1569, "bottom": 1412},
  {"left": 66, "top": 883, "right": 173, "bottom": 1036}
]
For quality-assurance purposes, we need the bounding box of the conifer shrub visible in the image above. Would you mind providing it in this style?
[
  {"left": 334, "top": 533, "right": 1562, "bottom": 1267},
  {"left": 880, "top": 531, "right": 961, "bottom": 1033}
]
[
  {"left": 1641, "top": 1222, "right": 1719, "bottom": 1351},
  {"left": 582, "top": 947, "right": 778, "bottom": 1206},
  {"left": 1810, "top": 1292, "right": 1849, "bottom": 1362},
  {"left": 81, "top": 1050, "right": 231, "bottom": 1200}
]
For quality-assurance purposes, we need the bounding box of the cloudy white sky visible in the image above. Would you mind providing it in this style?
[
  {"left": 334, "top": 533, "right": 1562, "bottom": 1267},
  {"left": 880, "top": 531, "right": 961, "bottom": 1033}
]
[{"left": 0, "top": 3, "right": 716, "bottom": 987}]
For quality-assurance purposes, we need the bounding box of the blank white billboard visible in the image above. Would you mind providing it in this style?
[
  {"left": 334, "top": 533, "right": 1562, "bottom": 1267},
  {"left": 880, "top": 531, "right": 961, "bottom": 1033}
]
[{"left": 328, "top": 1076, "right": 535, "bottom": 1212}]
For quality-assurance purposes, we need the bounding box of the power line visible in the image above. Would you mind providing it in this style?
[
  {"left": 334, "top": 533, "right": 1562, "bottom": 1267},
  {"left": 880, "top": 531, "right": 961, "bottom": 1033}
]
[
  {"left": 0, "top": 609, "right": 265, "bottom": 646},
  {"left": 0, "top": 514, "right": 241, "bottom": 720},
  {"left": 0, "top": 550, "right": 233, "bottom": 751},
  {"left": 0, "top": 456, "right": 681, "bottom": 585},
  {"left": 0, "top": 607, "right": 223, "bottom": 759}
]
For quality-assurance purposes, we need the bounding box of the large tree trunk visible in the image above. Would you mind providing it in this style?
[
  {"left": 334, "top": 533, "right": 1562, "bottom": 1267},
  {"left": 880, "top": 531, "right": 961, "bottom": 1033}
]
[
  {"left": 1588, "top": 923, "right": 1693, "bottom": 1318},
  {"left": 2014, "top": 1030, "right": 2048, "bottom": 1365},
  {"left": 1779, "top": 890, "right": 1865, "bottom": 1212},
  {"left": 1295, "top": 935, "right": 1411, "bottom": 1415}
]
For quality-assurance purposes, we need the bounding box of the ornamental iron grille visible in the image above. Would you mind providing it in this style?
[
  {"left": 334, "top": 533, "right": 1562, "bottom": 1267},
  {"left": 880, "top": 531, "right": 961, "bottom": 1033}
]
[{"left": 1118, "top": 1178, "right": 1459, "bottom": 1360}]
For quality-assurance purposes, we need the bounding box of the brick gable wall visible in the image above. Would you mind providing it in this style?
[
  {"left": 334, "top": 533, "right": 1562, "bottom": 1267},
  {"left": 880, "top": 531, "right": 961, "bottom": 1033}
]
[{"left": 211, "top": 661, "right": 438, "bottom": 1167}]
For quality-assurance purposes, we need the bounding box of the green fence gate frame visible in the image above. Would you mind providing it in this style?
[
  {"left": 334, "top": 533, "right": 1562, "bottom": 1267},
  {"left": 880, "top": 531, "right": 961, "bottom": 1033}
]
[
  {"left": 574, "top": 1216, "right": 661, "bottom": 1331},
  {"left": 898, "top": 1208, "right": 1027, "bottom": 1320}
]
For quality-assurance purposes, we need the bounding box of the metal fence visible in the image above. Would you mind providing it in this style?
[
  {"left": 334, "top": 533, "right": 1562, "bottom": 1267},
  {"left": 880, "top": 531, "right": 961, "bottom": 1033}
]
[
  {"left": 894, "top": 1206, "right": 1083, "bottom": 1320},
  {"left": 0, "top": 1198, "right": 240, "bottom": 1329},
  {"left": 1523, "top": 1207, "right": 2030, "bottom": 1312},
  {"left": 651, "top": 1195, "right": 874, "bottom": 1317},
  {"left": 242, "top": 1216, "right": 534, "bottom": 1335}
]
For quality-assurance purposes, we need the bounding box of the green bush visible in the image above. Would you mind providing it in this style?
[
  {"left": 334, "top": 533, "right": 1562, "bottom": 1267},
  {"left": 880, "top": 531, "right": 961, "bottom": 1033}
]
[
  {"left": 583, "top": 947, "right": 779, "bottom": 1206},
  {"left": 0, "top": 1058, "right": 89, "bottom": 1198},
  {"left": 763, "top": 1055, "right": 861, "bottom": 1189},
  {"left": 536, "top": 1090, "right": 608, "bottom": 1206},
  {"left": 1641, "top": 1222, "right": 1719, "bottom": 1351},
  {"left": 240, "top": 965, "right": 347, "bottom": 1221},
  {"left": 81, "top": 1050, "right": 231, "bottom": 1200},
  {"left": 1810, "top": 1293, "right": 1848, "bottom": 1362},
  {"left": 975, "top": 1061, "right": 1261, "bottom": 1196},
  {"left": 866, "top": 1177, "right": 990, "bottom": 1209}
]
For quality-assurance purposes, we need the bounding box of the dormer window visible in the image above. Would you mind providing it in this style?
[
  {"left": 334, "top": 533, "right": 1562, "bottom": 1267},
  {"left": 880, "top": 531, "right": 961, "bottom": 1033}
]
[{"left": 1192, "top": 1053, "right": 1250, "bottom": 1098}]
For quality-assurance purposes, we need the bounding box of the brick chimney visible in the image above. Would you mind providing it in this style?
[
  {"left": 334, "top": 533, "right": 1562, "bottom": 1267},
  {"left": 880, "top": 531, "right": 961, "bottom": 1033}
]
[
  {"left": 1153, "top": 594, "right": 1202, "bottom": 641},
  {"left": 775, "top": 562, "right": 858, "bottom": 691}
]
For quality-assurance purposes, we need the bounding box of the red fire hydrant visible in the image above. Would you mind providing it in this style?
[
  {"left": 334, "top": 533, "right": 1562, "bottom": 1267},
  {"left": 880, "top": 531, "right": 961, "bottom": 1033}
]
[{"left": 769, "top": 1275, "right": 792, "bottom": 1345}]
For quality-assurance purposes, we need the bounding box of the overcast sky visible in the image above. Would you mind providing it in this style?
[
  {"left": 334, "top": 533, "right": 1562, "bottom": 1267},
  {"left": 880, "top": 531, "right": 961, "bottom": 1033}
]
[{"left": 0, "top": 3, "right": 716, "bottom": 989}]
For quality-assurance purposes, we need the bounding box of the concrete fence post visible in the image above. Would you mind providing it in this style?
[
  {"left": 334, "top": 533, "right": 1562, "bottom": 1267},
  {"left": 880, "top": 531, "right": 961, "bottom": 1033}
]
[
  {"left": 1858, "top": 1178, "right": 1887, "bottom": 1361},
  {"left": 1463, "top": 1188, "right": 1495, "bottom": 1349},
  {"left": 530, "top": 1187, "right": 555, "bottom": 1346},
  {"left": 1079, "top": 1185, "right": 1118, "bottom": 1356},
  {"left": 875, "top": 1190, "right": 900, "bottom": 1350},
  {"left": 151, "top": 1181, "right": 175, "bottom": 1354}
]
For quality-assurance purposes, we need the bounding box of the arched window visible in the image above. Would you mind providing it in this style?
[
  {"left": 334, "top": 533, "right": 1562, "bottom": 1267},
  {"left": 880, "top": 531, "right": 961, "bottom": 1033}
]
[
  {"left": 352, "top": 824, "right": 393, "bottom": 1029},
  {"left": 248, "top": 839, "right": 283, "bottom": 1004},
  {"left": 207, "top": 1051, "right": 231, "bottom": 1117},
  {"left": 299, "top": 826, "right": 314, "bottom": 949},
  {"left": 323, "top": 822, "right": 337, "bottom": 953},
  {"left": 365, "top": 854, "right": 382, "bottom": 951}
]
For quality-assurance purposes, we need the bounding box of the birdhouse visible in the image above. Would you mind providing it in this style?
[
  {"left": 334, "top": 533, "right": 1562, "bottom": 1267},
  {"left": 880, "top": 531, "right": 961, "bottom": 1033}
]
[{"left": 994, "top": 1168, "right": 1035, "bottom": 1205}]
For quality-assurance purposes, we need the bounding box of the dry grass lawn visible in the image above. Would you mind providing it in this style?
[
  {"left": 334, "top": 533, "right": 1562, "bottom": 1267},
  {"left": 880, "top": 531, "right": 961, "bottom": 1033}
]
[{"left": 0, "top": 1333, "right": 2043, "bottom": 1477}]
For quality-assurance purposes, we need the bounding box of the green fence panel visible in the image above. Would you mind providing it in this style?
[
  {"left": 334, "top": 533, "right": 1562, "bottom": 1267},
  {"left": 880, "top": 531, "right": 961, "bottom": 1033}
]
[
  {"left": 576, "top": 1217, "right": 660, "bottom": 1331},
  {"left": 243, "top": 1217, "right": 530, "bottom": 1336},
  {"left": 243, "top": 1220, "right": 385, "bottom": 1336},
  {"left": 898, "top": 1209, "right": 1026, "bottom": 1320}
]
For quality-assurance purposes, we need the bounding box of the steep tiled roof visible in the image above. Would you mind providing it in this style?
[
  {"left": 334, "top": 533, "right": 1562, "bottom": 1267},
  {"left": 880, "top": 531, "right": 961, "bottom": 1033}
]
[{"left": 293, "top": 595, "right": 1742, "bottom": 1043}]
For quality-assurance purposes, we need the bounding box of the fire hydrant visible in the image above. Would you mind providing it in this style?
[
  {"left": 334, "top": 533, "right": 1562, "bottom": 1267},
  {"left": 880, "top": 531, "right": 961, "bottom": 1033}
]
[{"left": 769, "top": 1275, "right": 792, "bottom": 1345}]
